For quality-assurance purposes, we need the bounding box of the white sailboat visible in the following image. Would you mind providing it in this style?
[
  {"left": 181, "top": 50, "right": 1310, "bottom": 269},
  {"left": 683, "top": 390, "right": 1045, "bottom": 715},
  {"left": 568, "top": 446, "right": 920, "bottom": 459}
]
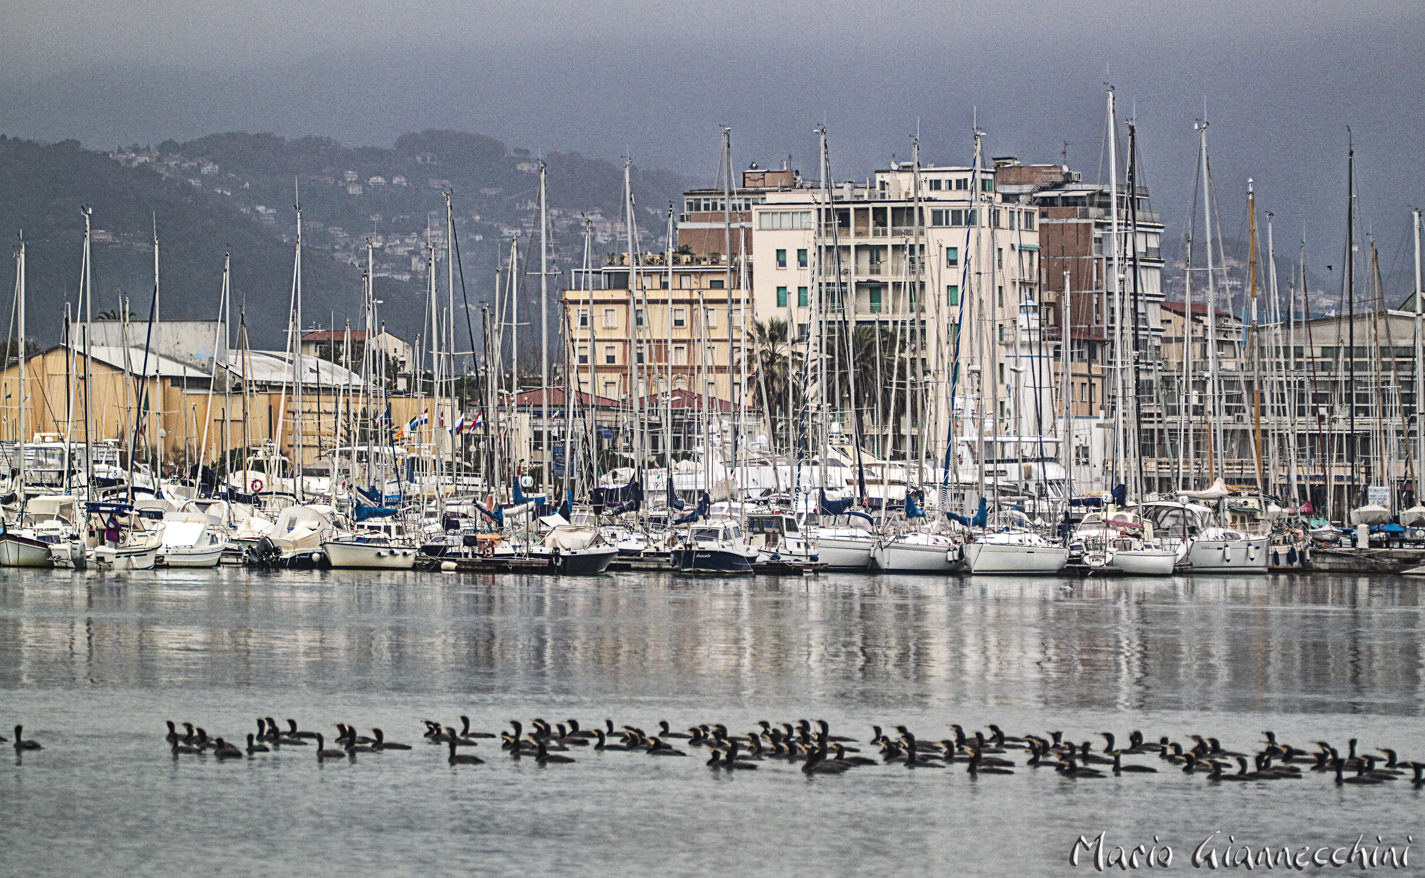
[{"left": 0, "top": 237, "right": 52, "bottom": 568}]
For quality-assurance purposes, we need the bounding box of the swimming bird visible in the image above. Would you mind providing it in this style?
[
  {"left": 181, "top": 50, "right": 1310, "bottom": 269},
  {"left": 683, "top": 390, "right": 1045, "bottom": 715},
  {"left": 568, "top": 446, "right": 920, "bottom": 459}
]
[
  {"left": 458, "top": 715, "right": 495, "bottom": 739},
  {"left": 213, "top": 738, "right": 244, "bottom": 760},
  {"left": 313, "top": 733, "right": 348, "bottom": 762},
  {"left": 448, "top": 737, "right": 484, "bottom": 765},
  {"left": 246, "top": 733, "right": 270, "bottom": 754},
  {"left": 286, "top": 719, "right": 319, "bottom": 740},
  {"left": 13, "top": 725, "right": 41, "bottom": 752},
  {"left": 801, "top": 747, "right": 850, "bottom": 774},
  {"left": 967, "top": 748, "right": 1013, "bottom": 776},
  {"left": 535, "top": 741, "right": 575, "bottom": 765},
  {"left": 372, "top": 728, "right": 410, "bottom": 751},
  {"left": 592, "top": 729, "right": 632, "bottom": 752},
  {"left": 646, "top": 737, "right": 688, "bottom": 757}
]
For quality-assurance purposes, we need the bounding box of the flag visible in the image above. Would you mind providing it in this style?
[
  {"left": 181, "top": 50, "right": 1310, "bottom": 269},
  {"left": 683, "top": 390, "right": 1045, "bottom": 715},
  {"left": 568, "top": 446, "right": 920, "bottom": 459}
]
[
  {"left": 372, "top": 406, "right": 392, "bottom": 429},
  {"left": 455, "top": 409, "right": 483, "bottom": 435},
  {"left": 395, "top": 408, "right": 428, "bottom": 441}
]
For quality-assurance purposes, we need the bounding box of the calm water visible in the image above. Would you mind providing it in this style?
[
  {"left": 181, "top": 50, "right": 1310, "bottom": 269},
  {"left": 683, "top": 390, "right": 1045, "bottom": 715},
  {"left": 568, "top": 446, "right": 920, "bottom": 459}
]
[{"left": 2, "top": 568, "right": 1424, "bottom": 876}]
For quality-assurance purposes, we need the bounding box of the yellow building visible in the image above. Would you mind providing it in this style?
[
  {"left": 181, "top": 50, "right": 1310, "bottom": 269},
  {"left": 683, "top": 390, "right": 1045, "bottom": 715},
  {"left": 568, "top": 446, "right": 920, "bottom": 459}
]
[{"left": 561, "top": 255, "right": 750, "bottom": 404}]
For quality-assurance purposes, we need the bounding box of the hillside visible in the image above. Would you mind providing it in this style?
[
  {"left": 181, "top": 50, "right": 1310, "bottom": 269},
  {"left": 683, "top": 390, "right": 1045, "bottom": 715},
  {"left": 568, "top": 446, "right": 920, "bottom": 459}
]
[{"left": 0, "top": 132, "right": 699, "bottom": 348}]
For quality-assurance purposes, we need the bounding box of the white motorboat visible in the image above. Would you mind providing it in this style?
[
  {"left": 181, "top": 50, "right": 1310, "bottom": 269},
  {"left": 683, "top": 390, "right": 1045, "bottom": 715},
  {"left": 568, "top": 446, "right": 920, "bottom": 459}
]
[
  {"left": 0, "top": 529, "right": 54, "bottom": 567},
  {"left": 322, "top": 532, "right": 418, "bottom": 569},
  {"left": 1141, "top": 499, "right": 1268, "bottom": 573},
  {"left": 158, "top": 512, "right": 230, "bottom": 568}
]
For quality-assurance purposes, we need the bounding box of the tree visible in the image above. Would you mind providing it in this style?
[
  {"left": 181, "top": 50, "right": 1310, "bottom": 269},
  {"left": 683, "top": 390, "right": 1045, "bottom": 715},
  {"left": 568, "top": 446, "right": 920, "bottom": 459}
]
[{"left": 749, "top": 318, "right": 802, "bottom": 447}]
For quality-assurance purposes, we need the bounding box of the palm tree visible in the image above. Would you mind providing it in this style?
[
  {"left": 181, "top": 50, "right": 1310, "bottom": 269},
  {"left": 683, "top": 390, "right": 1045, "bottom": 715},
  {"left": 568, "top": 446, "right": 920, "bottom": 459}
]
[
  {"left": 825, "top": 322, "right": 908, "bottom": 454},
  {"left": 749, "top": 318, "right": 802, "bottom": 448}
]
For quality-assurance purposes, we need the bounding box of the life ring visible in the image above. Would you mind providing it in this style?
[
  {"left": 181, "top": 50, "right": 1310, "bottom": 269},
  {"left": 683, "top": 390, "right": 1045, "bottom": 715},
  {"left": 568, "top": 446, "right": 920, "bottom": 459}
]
[
  {"left": 480, "top": 540, "right": 494, "bottom": 558},
  {"left": 250, "top": 477, "right": 264, "bottom": 493}
]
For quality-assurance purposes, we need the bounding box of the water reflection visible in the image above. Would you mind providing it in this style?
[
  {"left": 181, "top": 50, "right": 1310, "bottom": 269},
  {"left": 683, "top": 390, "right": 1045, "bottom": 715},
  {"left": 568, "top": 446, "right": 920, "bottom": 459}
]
[{"left": 1, "top": 569, "right": 1423, "bottom": 715}]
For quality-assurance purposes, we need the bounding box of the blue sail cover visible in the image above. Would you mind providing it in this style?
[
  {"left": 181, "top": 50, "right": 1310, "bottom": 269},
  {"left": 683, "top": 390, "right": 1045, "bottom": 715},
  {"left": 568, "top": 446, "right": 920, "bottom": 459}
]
[
  {"left": 557, "top": 490, "right": 572, "bottom": 520},
  {"left": 475, "top": 501, "right": 505, "bottom": 527},
  {"left": 667, "top": 478, "right": 686, "bottom": 511},
  {"left": 949, "top": 497, "right": 989, "bottom": 528},
  {"left": 674, "top": 492, "right": 711, "bottom": 525},
  {"left": 355, "top": 501, "right": 398, "bottom": 522},
  {"left": 592, "top": 480, "right": 642, "bottom": 514},
  {"left": 1111, "top": 483, "right": 1128, "bottom": 506},
  {"left": 818, "top": 489, "right": 852, "bottom": 515},
  {"left": 903, "top": 491, "right": 926, "bottom": 519}
]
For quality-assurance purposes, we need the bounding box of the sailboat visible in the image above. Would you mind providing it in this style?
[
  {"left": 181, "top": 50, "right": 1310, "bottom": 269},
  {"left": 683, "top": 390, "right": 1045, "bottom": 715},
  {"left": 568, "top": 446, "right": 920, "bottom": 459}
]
[{"left": 0, "top": 236, "right": 53, "bottom": 567}]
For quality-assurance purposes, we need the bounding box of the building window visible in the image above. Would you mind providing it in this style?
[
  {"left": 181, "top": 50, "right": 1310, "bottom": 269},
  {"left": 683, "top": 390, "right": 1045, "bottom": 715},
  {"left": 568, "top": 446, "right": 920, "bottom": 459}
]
[
  {"left": 604, "top": 345, "right": 616, "bottom": 364},
  {"left": 776, "top": 248, "right": 787, "bottom": 269},
  {"left": 578, "top": 347, "right": 588, "bottom": 365},
  {"left": 603, "top": 380, "right": 618, "bottom": 398},
  {"left": 758, "top": 210, "right": 813, "bottom": 230},
  {"left": 578, "top": 309, "right": 589, "bottom": 327},
  {"left": 776, "top": 286, "right": 788, "bottom": 308},
  {"left": 997, "top": 249, "right": 1003, "bottom": 268},
  {"left": 1023, "top": 212, "right": 1036, "bottom": 231},
  {"left": 707, "top": 308, "right": 718, "bottom": 328},
  {"left": 797, "top": 248, "right": 808, "bottom": 269},
  {"left": 635, "top": 308, "right": 645, "bottom": 326},
  {"left": 709, "top": 279, "right": 725, "bottom": 289},
  {"left": 948, "top": 284, "right": 959, "bottom": 306},
  {"left": 981, "top": 177, "right": 995, "bottom": 192},
  {"left": 869, "top": 287, "right": 883, "bottom": 314},
  {"left": 997, "top": 286, "right": 1004, "bottom": 307},
  {"left": 930, "top": 209, "right": 977, "bottom": 227},
  {"left": 636, "top": 350, "right": 644, "bottom": 364},
  {"left": 672, "top": 344, "right": 687, "bottom": 365},
  {"left": 954, "top": 177, "right": 970, "bottom": 191},
  {"left": 602, "top": 307, "right": 617, "bottom": 329},
  {"left": 945, "top": 246, "right": 958, "bottom": 267},
  {"left": 797, "top": 286, "right": 809, "bottom": 308},
  {"left": 673, "top": 307, "right": 687, "bottom": 328}
]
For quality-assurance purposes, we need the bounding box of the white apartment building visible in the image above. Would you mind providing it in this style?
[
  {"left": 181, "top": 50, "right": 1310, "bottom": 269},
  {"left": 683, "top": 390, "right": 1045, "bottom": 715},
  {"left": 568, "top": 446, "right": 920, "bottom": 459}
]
[{"left": 748, "top": 162, "right": 1044, "bottom": 465}]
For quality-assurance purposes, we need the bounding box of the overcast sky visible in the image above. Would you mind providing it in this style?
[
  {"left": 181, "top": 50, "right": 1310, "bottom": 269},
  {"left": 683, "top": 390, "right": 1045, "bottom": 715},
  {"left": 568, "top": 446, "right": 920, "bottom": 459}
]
[{"left": 5, "top": 0, "right": 1425, "bottom": 295}]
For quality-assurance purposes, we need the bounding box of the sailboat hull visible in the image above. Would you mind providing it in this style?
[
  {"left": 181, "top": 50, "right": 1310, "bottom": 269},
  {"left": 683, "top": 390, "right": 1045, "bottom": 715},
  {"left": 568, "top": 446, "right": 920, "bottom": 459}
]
[
  {"left": 871, "top": 536, "right": 959, "bottom": 573},
  {"left": 817, "top": 534, "right": 874, "bottom": 569},
  {"left": 962, "top": 541, "right": 1069, "bottom": 575},
  {"left": 1106, "top": 548, "right": 1178, "bottom": 576}
]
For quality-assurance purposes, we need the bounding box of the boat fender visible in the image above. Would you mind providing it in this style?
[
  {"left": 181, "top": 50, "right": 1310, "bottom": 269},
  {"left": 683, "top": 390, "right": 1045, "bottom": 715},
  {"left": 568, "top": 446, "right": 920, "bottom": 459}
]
[
  {"left": 440, "top": 560, "right": 457, "bottom": 572},
  {"left": 377, "top": 550, "right": 387, "bottom": 558}
]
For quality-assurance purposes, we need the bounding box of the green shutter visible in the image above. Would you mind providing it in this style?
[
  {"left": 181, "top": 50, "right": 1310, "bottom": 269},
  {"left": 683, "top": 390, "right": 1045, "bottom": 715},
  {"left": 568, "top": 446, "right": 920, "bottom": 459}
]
[
  {"left": 797, "top": 286, "right": 808, "bottom": 307},
  {"left": 948, "top": 284, "right": 959, "bottom": 306},
  {"left": 776, "top": 286, "right": 788, "bottom": 307}
]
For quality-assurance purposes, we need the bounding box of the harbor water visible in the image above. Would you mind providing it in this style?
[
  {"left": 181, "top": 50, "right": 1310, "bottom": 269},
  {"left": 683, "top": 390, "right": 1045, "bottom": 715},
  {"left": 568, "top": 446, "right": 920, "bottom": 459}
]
[{"left": 2, "top": 567, "right": 1423, "bottom": 876}]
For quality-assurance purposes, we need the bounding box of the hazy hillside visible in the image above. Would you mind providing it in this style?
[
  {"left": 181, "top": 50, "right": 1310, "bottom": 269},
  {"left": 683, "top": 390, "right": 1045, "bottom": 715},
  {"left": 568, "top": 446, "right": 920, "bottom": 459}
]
[{"left": 0, "top": 132, "right": 698, "bottom": 349}]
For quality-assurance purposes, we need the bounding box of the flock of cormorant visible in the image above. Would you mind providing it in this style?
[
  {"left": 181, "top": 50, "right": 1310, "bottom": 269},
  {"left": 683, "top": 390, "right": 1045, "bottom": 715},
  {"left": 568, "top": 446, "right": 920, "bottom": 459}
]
[
  {"left": 91, "top": 716, "right": 1423, "bottom": 786},
  {"left": 7, "top": 714, "right": 1417, "bottom": 786}
]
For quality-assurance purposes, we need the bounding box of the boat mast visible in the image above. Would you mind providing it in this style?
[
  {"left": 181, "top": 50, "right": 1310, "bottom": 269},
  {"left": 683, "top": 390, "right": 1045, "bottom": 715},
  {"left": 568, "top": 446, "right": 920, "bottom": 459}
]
[
  {"left": 13, "top": 236, "right": 25, "bottom": 510},
  {"left": 1344, "top": 133, "right": 1357, "bottom": 507},
  {"left": 1107, "top": 86, "right": 1126, "bottom": 496},
  {"left": 1196, "top": 119, "right": 1224, "bottom": 484},
  {"left": 1414, "top": 208, "right": 1423, "bottom": 499},
  {"left": 1247, "top": 179, "right": 1264, "bottom": 496},
  {"left": 81, "top": 206, "right": 95, "bottom": 494},
  {"left": 539, "top": 160, "right": 551, "bottom": 496}
]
